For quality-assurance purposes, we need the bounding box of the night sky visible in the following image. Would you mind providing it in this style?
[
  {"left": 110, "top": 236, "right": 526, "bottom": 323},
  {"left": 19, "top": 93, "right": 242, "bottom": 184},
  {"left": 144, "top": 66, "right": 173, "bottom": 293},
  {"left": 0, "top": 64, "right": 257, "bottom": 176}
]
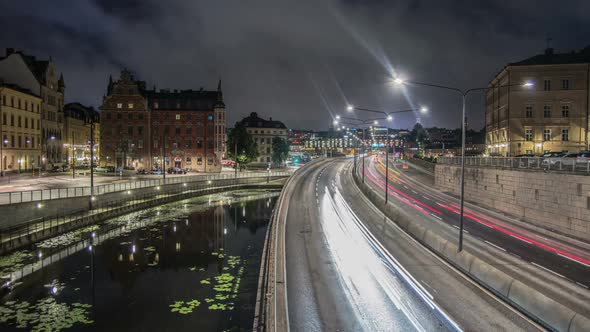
[{"left": 1, "top": 0, "right": 589, "bottom": 130}]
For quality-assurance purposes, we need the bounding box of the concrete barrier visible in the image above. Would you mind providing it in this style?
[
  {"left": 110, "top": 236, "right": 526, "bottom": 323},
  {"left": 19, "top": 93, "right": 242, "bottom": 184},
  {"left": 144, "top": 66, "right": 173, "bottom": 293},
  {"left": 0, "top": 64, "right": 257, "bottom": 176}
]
[{"left": 352, "top": 167, "right": 590, "bottom": 332}]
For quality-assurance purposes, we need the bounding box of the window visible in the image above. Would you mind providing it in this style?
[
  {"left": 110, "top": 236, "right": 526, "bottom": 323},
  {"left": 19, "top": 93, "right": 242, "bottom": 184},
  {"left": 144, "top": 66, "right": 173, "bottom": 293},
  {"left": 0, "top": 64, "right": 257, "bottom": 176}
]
[
  {"left": 543, "top": 105, "right": 551, "bottom": 118},
  {"left": 525, "top": 105, "right": 533, "bottom": 118},
  {"left": 562, "top": 79, "right": 570, "bottom": 90},
  {"left": 186, "top": 140, "right": 191, "bottom": 148},
  {"left": 10, "top": 114, "right": 14, "bottom": 126},
  {"left": 1, "top": 95, "right": 5, "bottom": 105},
  {"left": 266, "top": 147, "right": 270, "bottom": 154},
  {"left": 138, "top": 126, "right": 143, "bottom": 135},
  {"left": 117, "top": 113, "right": 122, "bottom": 120},
  {"left": 128, "top": 113, "right": 133, "bottom": 120},
  {"left": 2, "top": 113, "right": 6, "bottom": 125},
  {"left": 525, "top": 129, "right": 533, "bottom": 141},
  {"left": 561, "top": 129, "right": 569, "bottom": 141},
  {"left": 154, "top": 102, "right": 159, "bottom": 109},
  {"left": 138, "top": 140, "right": 143, "bottom": 148},
  {"left": 267, "top": 138, "right": 271, "bottom": 144},
  {"left": 208, "top": 115, "right": 213, "bottom": 121},
  {"left": 11, "top": 135, "right": 14, "bottom": 147},
  {"left": 153, "top": 140, "right": 159, "bottom": 149},
  {"left": 117, "top": 103, "right": 122, "bottom": 109},
  {"left": 138, "top": 114, "right": 143, "bottom": 120},
  {"left": 128, "top": 126, "right": 133, "bottom": 135},
  {"left": 186, "top": 115, "right": 191, "bottom": 121},
  {"left": 175, "top": 127, "right": 181, "bottom": 135},
  {"left": 106, "top": 112, "right": 111, "bottom": 119},
  {"left": 197, "top": 139, "right": 203, "bottom": 148},
  {"left": 543, "top": 79, "right": 551, "bottom": 91},
  {"left": 561, "top": 105, "right": 570, "bottom": 118},
  {"left": 2, "top": 135, "right": 6, "bottom": 147},
  {"left": 543, "top": 129, "right": 551, "bottom": 141},
  {"left": 18, "top": 136, "right": 21, "bottom": 147},
  {"left": 128, "top": 103, "right": 134, "bottom": 109},
  {"left": 18, "top": 116, "right": 21, "bottom": 127},
  {"left": 186, "top": 127, "right": 192, "bottom": 135},
  {"left": 25, "top": 101, "right": 28, "bottom": 111},
  {"left": 31, "top": 119, "right": 34, "bottom": 129},
  {"left": 10, "top": 97, "right": 14, "bottom": 107}
]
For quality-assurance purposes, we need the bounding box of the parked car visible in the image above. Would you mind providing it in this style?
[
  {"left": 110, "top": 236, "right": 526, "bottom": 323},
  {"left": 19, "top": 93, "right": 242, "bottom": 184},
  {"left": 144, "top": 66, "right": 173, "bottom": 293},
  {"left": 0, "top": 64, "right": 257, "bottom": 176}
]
[
  {"left": 168, "top": 167, "right": 187, "bottom": 174},
  {"left": 150, "top": 168, "right": 162, "bottom": 175},
  {"left": 514, "top": 153, "right": 535, "bottom": 157},
  {"left": 540, "top": 151, "right": 562, "bottom": 158},
  {"left": 576, "top": 151, "right": 590, "bottom": 166},
  {"left": 542, "top": 152, "right": 579, "bottom": 167},
  {"left": 136, "top": 169, "right": 147, "bottom": 175},
  {"left": 94, "top": 166, "right": 115, "bottom": 173},
  {"left": 49, "top": 165, "right": 62, "bottom": 173}
]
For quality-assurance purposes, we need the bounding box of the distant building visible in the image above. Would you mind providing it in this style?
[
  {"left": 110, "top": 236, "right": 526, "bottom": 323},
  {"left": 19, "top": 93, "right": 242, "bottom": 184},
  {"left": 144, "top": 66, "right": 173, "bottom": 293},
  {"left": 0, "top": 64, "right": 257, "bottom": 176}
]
[
  {"left": 99, "top": 69, "right": 226, "bottom": 172},
  {"left": 0, "top": 48, "right": 65, "bottom": 167},
  {"left": 63, "top": 103, "right": 100, "bottom": 167},
  {"left": 0, "top": 83, "right": 42, "bottom": 172},
  {"left": 486, "top": 46, "right": 590, "bottom": 156},
  {"left": 239, "top": 112, "right": 287, "bottom": 166}
]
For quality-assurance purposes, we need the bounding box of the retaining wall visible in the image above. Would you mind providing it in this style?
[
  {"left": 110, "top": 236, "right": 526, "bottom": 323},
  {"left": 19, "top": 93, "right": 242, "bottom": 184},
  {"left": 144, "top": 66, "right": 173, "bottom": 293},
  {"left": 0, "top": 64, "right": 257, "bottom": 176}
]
[
  {"left": 353, "top": 167, "right": 590, "bottom": 332},
  {"left": 435, "top": 164, "right": 590, "bottom": 241}
]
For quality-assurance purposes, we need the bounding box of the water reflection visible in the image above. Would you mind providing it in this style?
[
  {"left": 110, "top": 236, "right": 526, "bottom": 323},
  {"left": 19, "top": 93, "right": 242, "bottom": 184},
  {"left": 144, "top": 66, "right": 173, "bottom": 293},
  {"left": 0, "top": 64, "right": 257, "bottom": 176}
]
[{"left": 0, "top": 190, "right": 279, "bottom": 332}]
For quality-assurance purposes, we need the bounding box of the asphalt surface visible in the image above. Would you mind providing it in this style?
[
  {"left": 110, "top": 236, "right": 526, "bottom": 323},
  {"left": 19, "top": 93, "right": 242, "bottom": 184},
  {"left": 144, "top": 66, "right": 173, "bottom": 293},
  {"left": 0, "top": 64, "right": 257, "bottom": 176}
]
[
  {"left": 283, "top": 158, "right": 541, "bottom": 331},
  {"left": 361, "top": 156, "right": 590, "bottom": 289}
]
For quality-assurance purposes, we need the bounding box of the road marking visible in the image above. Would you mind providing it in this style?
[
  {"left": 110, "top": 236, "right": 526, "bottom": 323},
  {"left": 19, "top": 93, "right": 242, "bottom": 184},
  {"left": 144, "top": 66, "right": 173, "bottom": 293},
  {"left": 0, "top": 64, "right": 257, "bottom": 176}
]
[
  {"left": 316, "top": 199, "right": 319, "bottom": 204},
  {"left": 557, "top": 253, "right": 590, "bottom": 268},
  {"left": 484, "top": 240, "right": 506, "bottom": 252},
  {"left": 509, "top": 252, "right": 521, "bottom": 259},
  {"left": 510, "top": 234, "right": 532, "bottom": 244},
  {"left": 452, "top": 225, "right": 459, "bottom": 229},
  {"left": 430, "top": 214, "right": 442, "bottom": 221},
  {"left": 531, "top": 262, "right": 565, "bottom": 279},
  {"left": 576, "top": 282, "right": 589, "bottom": 289}
]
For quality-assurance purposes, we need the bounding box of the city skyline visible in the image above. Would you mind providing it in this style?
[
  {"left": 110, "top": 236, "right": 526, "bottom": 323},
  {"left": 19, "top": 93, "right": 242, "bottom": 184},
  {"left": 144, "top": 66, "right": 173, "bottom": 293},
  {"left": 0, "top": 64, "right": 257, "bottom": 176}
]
[{"left": 1, "top": 0, "right": 589, "bottom": 130}]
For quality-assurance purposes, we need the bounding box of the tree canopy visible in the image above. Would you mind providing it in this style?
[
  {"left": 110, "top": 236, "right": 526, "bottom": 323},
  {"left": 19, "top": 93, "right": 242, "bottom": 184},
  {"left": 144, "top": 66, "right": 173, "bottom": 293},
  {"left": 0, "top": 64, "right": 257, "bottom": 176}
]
[
  {"left": 271, "top": 137, "right": 290, "bottom": 167},
  {"left": 226, "top": 122, "right": 258, "bottom": 168}
]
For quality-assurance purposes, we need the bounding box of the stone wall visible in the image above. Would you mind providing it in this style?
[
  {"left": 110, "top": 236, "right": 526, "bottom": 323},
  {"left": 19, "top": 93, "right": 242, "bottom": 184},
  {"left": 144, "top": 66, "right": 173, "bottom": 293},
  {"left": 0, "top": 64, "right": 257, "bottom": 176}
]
[{"left": 435, "top": 164, "right": 590, "bottom": 240}]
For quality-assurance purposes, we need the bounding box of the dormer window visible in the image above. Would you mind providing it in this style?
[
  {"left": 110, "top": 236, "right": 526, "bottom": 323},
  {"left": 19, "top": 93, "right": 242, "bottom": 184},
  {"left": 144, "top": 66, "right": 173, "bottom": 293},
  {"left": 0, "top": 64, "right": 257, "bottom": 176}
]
[
  {"left": 128, "top": 103, "right": 134, "bottom": 109},
  {"left": 117, "top": 103, "right": 122, "bottom": 109}
]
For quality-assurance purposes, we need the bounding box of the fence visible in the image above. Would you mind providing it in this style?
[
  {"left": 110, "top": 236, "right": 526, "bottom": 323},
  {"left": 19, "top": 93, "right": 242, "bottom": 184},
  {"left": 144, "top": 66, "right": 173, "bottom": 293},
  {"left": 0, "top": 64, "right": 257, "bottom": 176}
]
[
  {"left": 0, "top": 171, "right": 291, "bottom": 205},
  {"left": 0, "top": 175, "right": 286, "bottom": 254},
  {"left": 437, "top": 157, "right": 590, "bottom": 174}
]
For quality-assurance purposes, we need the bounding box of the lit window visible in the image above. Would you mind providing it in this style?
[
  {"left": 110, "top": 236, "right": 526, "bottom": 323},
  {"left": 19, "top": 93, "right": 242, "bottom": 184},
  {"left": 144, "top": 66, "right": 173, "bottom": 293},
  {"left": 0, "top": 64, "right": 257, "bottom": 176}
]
[
  {"left": 525, "top": 129, "right": 533, "bottom": 141},
  {"left": 128, "top": 103, "right": 134, "bottom": 109},
  {"left": 543, "top": 129, "right": 551, "bottom": 141},
  {"left": 117, "top": 103, "right": 122, "bottom": 109},
  {"left": 176, "top": 114, "right": 181, "bottom": 120},
  {"left": 154, "top": 102, "right": 159, "bottom": 109}
]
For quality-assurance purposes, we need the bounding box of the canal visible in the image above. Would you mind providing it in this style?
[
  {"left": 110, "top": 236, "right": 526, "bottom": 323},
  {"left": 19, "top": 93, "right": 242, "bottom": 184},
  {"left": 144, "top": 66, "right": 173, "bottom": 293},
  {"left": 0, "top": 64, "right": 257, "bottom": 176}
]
[{"left": 0, "top": 189, "right": 279, "bottom": 331}]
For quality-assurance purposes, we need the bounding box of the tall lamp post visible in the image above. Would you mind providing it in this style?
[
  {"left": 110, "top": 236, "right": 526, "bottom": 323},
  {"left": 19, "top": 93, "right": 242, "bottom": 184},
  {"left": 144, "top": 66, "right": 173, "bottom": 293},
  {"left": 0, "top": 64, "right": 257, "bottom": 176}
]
[
  {"left": 342, "top": 106, "right": 428, "bottom": 202},
  {"left": 392, "top": 77, "right": 534, "bottom": 251}
]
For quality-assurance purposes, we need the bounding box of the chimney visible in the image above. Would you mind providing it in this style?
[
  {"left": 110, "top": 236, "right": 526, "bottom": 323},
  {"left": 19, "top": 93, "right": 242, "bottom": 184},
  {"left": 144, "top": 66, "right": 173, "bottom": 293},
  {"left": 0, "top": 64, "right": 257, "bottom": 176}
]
[
  {"left": 544, "top": 47, "right": 554, "bottom": 56},
  {"left": 6, "top": 48, "right": 15, "bottom": 56}
]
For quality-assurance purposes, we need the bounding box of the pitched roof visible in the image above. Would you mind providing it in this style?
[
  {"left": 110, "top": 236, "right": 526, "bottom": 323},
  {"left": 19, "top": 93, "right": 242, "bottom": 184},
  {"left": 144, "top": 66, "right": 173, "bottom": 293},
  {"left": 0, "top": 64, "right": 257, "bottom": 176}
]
[
  {"left": 64, "top": 102, "right": 99, "bottom": 122},
  {"left": 144, "top": 89, "right": 219, "bottom": 111},
  {"left": 0, "top": 82, "right": 39, "bottom": 97},
  {"left": 240, "top": 112, "right": 287, "bottom": 129},
  {"left": 510, "top": 46, "right": 590, "bottom": 66}
]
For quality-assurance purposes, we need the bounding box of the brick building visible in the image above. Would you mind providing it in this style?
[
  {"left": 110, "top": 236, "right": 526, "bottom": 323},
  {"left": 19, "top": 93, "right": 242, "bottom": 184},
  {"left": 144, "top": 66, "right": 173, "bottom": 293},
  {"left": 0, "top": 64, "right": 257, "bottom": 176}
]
[{"left": 99, "top": 69, "right": 225, "bottom": 172}]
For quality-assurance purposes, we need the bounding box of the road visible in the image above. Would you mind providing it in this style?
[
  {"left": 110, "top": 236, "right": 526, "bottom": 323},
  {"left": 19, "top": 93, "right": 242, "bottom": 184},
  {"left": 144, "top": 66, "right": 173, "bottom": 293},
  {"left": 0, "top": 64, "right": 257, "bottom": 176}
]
[
  {"left": 282, "top": 158, "right": 541, "bottom": 331},
  {"left": 362, "top": 155, "right": 590, "bottom": 288}
]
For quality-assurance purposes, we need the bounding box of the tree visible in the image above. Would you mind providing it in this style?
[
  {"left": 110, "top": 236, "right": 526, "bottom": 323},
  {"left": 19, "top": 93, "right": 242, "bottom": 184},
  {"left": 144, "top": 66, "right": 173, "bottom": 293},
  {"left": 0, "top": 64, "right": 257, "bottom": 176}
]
[
  {"left": 271, "top": 137, "right": 290, "bottom": 167},
  {"left": 227, "top": 122, "right": 258, "bottom": 169},
  {"left": 409, "top": 123, "right": 429, "bottom": 157}
]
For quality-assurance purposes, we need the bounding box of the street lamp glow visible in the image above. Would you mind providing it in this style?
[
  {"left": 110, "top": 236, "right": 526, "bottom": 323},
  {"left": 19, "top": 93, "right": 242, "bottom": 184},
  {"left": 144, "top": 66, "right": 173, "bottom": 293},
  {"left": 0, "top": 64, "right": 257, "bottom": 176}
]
[
  {"left": 523, "top": 81, "right": 534, "bottom": 87},
  {"left": 393, "top": 78, "right": 405, "bottom": 85},
  {"left": 420, "top": 106, "right": 428, "bottom": 113},
  {"left": 333, "top": 120, "right": 338, "bottom": 125},
  {"left": 346, "top": 105, "right": 354, "bottom": 112},
  {"left": 373, "top": 120, "right": 379, "bottom": 125},
  {"left": 335, "top": 115, "right": 341, "bottom": 120},
  {"left": 387, "top": 115, "right": 393, "bottom": 121}
]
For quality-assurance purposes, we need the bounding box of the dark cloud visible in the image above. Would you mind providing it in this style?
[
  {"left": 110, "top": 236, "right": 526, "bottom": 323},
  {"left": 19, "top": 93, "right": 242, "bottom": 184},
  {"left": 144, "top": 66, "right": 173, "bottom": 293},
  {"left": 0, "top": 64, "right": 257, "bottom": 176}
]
[{"left": 0, "top": 0, "right": 588, "bottom": 130}]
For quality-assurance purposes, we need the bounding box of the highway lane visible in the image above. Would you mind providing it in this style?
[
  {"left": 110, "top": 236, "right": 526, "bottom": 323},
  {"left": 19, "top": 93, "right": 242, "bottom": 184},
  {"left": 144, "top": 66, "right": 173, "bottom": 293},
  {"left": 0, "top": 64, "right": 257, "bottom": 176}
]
[
  {"left": 362, "top": 155, "right": 590, "bottom": 288},
  {"left": 284, "top": 158, "right": 541, "bottom": 331}
]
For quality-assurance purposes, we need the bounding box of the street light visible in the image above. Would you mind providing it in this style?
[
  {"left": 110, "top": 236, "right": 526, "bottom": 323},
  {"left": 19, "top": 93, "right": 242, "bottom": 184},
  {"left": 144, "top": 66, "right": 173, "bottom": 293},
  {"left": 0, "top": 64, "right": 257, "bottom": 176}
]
[{"left": 393, "top": 76, "right": 534, "bottom": 251}]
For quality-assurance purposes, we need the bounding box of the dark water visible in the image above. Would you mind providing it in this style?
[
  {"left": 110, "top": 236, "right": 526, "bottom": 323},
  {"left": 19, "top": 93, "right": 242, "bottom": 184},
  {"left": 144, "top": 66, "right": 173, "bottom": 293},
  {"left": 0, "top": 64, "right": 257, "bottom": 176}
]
[{"left": 0, "top": 190, "right": 279, "bottom": 332}]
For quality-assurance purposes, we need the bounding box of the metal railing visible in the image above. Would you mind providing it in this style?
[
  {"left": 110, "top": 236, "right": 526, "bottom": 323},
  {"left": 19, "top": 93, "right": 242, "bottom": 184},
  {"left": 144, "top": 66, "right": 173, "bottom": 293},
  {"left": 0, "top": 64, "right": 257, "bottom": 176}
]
[
  {"left": 0, "top": 175, "right": 286, "bottom": 253},
  {"left": 0, "top": 171, "right": 292, "bottom": 205},
  {"left": 437, "top": 157, "right": 590, "bottom": 174}
]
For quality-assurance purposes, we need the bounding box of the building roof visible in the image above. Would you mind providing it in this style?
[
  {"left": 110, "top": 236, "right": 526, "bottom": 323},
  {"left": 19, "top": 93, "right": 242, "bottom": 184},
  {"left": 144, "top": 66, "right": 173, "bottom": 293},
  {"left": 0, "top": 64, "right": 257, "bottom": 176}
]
[
  {"left": 0, "top": 81, "right": 40, "bottom": 98},
  {"left": 64, "top": 102, "right": 100, "bottom": 122},
  {"left": 240, "top": 112, "right": 287, "bottom": 129},
  {"left": 510, "top": 46, "right": 590, "bottom": 66},
  {"left": 144, "top": 89, "right": 219, "bottom": 111},
  {"left": 0, "top": 48, "right": 52, "bottom": 85}
]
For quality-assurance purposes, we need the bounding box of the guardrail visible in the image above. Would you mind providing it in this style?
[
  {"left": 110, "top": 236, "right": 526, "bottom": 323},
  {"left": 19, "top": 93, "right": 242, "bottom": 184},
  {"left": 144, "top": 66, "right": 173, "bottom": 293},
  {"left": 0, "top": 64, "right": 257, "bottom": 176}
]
[
  {"left": 0, "top": 175, "right": 287, "bottom": 254},
  {"left": 0, "top": 171, "right": 292, "bottom": 205},
  {"left": 437, "top": 157, "right": 590, "bottom": 174}
]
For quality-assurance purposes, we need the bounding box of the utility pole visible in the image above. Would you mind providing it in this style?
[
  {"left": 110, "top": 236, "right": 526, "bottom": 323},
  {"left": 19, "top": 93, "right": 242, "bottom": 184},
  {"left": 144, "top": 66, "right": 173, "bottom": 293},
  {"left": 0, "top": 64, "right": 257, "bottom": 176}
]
[
  {"left": 234, "top": 140, "right": 238, "bottom": 178},
  {"left": 385, "top": 128, "right": 390, "bottom": 204},
  {"left": 90, "top": 120, "right": 95, "bottom": 210}
]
